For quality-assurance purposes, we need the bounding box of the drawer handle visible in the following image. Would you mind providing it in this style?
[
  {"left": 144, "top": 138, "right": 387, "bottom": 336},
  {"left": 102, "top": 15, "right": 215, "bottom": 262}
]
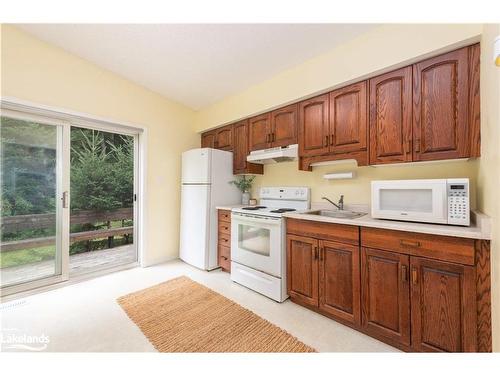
[
  {"left": 222, "top": 238, "right": 228, "bottom": 242},
  {"left": 221, "top": 256, "right": 228, "bottom": 261},
  {"left": 400, "top": 239, "right": 421, "bottom": 248},
  {"left": 412, "top": 267, "right": 418, "bottom": 285},
  {"left": 223, "top": 226, "right": 228, "bottom": 230},
  {"left": 401, "top": 265, "right": 408, "bottom": 282}
]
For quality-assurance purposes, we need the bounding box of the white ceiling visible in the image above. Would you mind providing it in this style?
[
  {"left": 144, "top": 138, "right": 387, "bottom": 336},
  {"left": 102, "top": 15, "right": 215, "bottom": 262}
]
[{"left": 18, "top": 24, "right": 377, "bottom": 110}]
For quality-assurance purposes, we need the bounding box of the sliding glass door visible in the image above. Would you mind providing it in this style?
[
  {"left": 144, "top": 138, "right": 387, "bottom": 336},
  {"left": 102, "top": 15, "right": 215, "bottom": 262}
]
[
  {"left": 1, "top": 107, "right": 139, "bottom": 296},
  {"left": 69, "top": 126, "right": 137, "bottom": 276},
  {"left": 1, "top": 113, "right": 69, "bottom": 293}
]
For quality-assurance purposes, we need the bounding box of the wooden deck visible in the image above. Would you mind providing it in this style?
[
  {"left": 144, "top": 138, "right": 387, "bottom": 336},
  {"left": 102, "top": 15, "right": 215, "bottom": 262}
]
[{"left": 1, "top": 245, "right": 137, "bottom": 286}]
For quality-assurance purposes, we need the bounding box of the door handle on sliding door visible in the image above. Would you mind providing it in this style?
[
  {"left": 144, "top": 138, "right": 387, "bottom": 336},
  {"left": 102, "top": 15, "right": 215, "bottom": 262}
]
[{"left": 62, "top": 191, "right": 69, "bottom": 208}]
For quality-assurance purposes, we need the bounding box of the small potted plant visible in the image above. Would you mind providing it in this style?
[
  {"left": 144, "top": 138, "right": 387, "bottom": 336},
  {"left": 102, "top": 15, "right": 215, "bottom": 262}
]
[{"left": 229, "top": 175, "right": 255, "bottom": 205}]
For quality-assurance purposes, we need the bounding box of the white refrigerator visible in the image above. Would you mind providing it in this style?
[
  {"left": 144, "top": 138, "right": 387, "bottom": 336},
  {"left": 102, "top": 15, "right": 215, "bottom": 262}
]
[{"left": 179, "top": 148, "right": 240, "bottom": 270}]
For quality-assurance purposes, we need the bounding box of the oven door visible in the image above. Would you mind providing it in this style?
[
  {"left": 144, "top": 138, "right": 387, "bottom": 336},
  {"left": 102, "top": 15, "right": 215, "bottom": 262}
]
[
  {"left": 371, "top": 179, "right": 448, "bottom": 224},
  {"left": 231, "top": 212, "right": 283, "bottom": 277}
]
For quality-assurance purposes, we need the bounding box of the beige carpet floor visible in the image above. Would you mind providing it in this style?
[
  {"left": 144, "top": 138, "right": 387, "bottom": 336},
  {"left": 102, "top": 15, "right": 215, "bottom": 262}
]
[{"left": 117, "top": 276, "right": 315, "bottom": 352}]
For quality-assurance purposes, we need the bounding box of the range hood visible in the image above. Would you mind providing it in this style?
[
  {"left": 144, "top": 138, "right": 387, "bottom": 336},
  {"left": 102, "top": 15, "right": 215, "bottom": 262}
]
[{"left": 246, "top": 144, "right": 298, "bottom": 164}]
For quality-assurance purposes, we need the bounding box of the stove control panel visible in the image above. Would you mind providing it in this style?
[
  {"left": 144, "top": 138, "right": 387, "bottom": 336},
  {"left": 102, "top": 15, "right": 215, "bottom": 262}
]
[{"left": 259, "top": 187, "right": 310, "bottom": 201}]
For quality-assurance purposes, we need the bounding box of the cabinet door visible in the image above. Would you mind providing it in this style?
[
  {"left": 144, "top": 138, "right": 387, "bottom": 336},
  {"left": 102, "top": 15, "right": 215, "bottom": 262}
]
[
  {"left": 232, "top": 120, "right": 263, "bottom": 175},
  {"left": 249, "top": 113, "right": 271, "bottom": 151},
  {"left": 329, "top": 81, "right": 368, "bottom": 154},
  {"left": 361, "top": 248, "right": 410, "bottom": 346},
  {"left": 215, "top": 125, "right": 233, "bottom": 151},
  {"left": 413, "top": 47, "right": 469, "bottom": 161},
  {"left": 319, "top": 240, "right": 360, "bottom": 325},
  {"left": 298, "top": 94, "right": 330, "bottom": 157},
  {"left": 369, "top": 67, "right": 413, "bottom": 165},
  {"left": 233, "top": 120, "right": 249, "bottom": 173},
  {"left": 201, "top": 131, "right": 215, "bottom": 148},
  {"left": 410, "top": 257, "right": 476, "bottom": 352},
  {"left": 287, "top": 235, "right": 319, "bottom": 308},
  {"left": 271, "top": 104, "right": 298, "bottom": 147}
]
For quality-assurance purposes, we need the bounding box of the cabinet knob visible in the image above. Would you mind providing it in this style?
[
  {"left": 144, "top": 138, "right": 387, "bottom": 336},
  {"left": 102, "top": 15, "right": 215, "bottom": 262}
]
[
  {"left": 415, "top": 138, "right": 421, "bottom": 153},
  {"left": 401, "top": 265, "right": 408, "bottom": 282},
  {"left": 400, "top": 239, "right": 421, "bottom": 248},
  {"left": 412, "top": 267, "right": 418, "bottom": 285}
]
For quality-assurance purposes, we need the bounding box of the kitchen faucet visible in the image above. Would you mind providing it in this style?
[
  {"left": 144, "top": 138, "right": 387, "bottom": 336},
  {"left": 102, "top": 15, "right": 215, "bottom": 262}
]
[{"left": 322, "top": 195, "right": 344, "bottom": 210}]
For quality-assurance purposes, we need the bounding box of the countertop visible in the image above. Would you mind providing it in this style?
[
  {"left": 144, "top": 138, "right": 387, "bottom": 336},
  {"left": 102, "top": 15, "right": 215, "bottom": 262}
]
[
  {"left": 216, "top": 205, "right": 245, "bottom": 210},
  {"left": 284, "top": 208, "right": 491, "bottom": 240},
  {"left": 216, "top": 203, "right": 491, "bottom": 240}
]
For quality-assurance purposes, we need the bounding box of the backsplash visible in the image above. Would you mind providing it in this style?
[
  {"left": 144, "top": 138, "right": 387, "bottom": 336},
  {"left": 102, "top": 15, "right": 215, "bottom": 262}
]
[{"left": 251, "top": 159, "right": 479, "bottom": 209}]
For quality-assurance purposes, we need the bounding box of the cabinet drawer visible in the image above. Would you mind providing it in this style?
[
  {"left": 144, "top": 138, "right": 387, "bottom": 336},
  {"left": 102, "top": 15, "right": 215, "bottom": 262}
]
[
  {"left": 218, "top": 232, "right": 231, "bottom": 247},
  {"left": 218, "top": 209, "right": 231, "bottom": 223},
  {"left": 218, "top": 245, "right": 231, "bottom": 271},
  {"left": 218, "top": 243, "right": 230, "bottom": 259},
  {"left": 361, "top": 228, "right": 475, "bottom": 265},
  {"left": 286, "top": 218, "right": 359, "bottom": 245},
  {"left": 219, "top": 222, "right": 231, "bottom": 235}
]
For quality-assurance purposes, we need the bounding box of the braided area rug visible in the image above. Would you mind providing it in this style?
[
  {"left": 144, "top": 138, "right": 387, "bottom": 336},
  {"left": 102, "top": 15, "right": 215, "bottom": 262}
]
[{"left": 117, "top": 276, "right": 315, "bottom": 352}]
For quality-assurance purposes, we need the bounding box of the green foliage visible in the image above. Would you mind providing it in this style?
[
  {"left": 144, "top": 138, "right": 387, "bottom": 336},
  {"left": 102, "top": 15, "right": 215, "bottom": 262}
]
[
  {"left": 1, "top": 117, "right": 134, "bottom": 248},
  {"left": 0, "top": 245, "right": 56, "bottom": 268},
  {"left": 1, "top": 117, "right": 57, "bottom": 216},
  {"left": 229, "top": 175, "right": 255, "bottom": 193},
  {"left": 69, "top": 128, "right": 134, "bottom": 211}
]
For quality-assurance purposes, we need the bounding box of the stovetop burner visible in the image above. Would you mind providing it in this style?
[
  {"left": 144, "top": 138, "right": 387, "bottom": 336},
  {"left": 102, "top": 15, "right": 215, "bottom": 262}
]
[
  {"left": 242, "top": 206, "right": 267, "bottom": 211},
  {"left": 269, "top": 208, "right": 297, "bottom": 213}
]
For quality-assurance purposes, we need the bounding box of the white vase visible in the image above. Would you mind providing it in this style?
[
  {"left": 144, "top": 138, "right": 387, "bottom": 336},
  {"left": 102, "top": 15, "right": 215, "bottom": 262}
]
[{"left": 241, "top": 191, "right": 250, "bottom": 205}]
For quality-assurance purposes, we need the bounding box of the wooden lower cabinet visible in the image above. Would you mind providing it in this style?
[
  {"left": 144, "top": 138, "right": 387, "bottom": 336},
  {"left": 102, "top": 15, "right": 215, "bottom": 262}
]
[
  {"left": 410, "top": 257, "right": 476, "bottom": 352},
  {"left": 287, "top": 235, "right": 319, "bottom": 308},
  {"left": 286, "top": 220, "right": 491, "bottom": 352},
  {"left": 217, "top": 209, "right": 231, "bottom": 272},
  {"left": 287, "top": 233, "right": 361, "bottom": 324},
  {"left": 319, "top": 241, "right": 360, "bottom": 325},
  {"left": 361, "top": 248, "right": 411, "bottom": 347}
]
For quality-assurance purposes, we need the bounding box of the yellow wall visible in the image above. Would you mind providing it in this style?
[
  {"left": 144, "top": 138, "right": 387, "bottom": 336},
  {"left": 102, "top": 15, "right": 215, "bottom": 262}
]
[
  {"left": 477, "top": 24, "right": 500, "bottom": 351},
  {"left": 195, "top": 23, "right": 500, "bottom": 350},
  {"left": 0, "top": 25, "right": 199, "bottom": 266},
  {"left": 251, "top": 159, "right": 479, "bottom": 208}
]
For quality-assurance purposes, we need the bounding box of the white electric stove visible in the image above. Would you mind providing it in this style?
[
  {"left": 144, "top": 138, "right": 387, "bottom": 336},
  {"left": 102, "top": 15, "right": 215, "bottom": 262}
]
[{"left": 230, "top": 187, "right": 310, "bottom": 302}]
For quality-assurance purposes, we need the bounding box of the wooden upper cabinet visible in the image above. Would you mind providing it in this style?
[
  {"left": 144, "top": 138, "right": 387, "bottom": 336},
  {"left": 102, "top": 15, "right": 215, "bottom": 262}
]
[
  {"left": 200, "top": 125, "right": 232, "bottom": 151},
  {"left": 201, "top": 131, "right": 215, "bottom": 148},
  {"left": 271, "top": 104, "right": 298, "bottom": 147},
  {"left": 233, "top": 120, "right": 263, "bottom": 175},
  {"left": 413, "top": 47, "right": 469, "bottom": 161},
  {"left": 233, "top": 120, "right": 249, "bottom": 173},
  {"left": 361, "top": 247, "right": 411, "bottom": 347},
  {"left": 249, "top": 113, "right": 271, "bottom": 151},
  {"left": 319, "top": 240, "right": 360, "bottom": 325},
  {"left": 214, "top": 125, "right": 233, "bottom": 151},
  {"left": 329, "top": 81, "right": 368, "bottom": 154},
  {"left": 298, "top": 94, "right": 330, "bottom": 157},
  {"left": 369, "top": 67, "right": 413, "bottom": 164},
  {"left": 410, "top": 257, "right": 476, "bottom": 352},
  {"left": 287, "top": 235, "right": 319, "bottom": 308}
]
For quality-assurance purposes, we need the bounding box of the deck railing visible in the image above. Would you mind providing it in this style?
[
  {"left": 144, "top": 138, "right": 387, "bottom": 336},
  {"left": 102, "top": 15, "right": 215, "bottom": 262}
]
[{"left": 0, "top": 208, "right": 133, "bottom": 252}]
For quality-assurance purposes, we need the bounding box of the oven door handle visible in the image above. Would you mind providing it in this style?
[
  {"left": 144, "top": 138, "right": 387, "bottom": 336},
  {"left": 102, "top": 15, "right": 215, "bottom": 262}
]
[{"left": 231, "top": 214, "right": 282, "bottom": 225}]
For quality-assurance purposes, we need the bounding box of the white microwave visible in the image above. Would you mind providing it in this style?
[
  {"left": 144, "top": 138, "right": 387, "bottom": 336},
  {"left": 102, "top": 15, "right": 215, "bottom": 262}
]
[{"left": 371, "top": 179, "right": 470, "bottom": 226}]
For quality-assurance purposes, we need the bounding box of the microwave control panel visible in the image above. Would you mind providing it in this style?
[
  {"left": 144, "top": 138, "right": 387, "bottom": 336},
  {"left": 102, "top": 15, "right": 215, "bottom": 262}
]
[{"left": 446, "top": 179, "right": 470, "bottom": 226}]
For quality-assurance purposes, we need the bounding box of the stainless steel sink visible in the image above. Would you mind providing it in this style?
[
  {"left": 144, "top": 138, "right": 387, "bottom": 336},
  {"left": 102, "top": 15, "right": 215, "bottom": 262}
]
[{"left": 305, "top": 210, "right": 366, "bottom": 219}]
